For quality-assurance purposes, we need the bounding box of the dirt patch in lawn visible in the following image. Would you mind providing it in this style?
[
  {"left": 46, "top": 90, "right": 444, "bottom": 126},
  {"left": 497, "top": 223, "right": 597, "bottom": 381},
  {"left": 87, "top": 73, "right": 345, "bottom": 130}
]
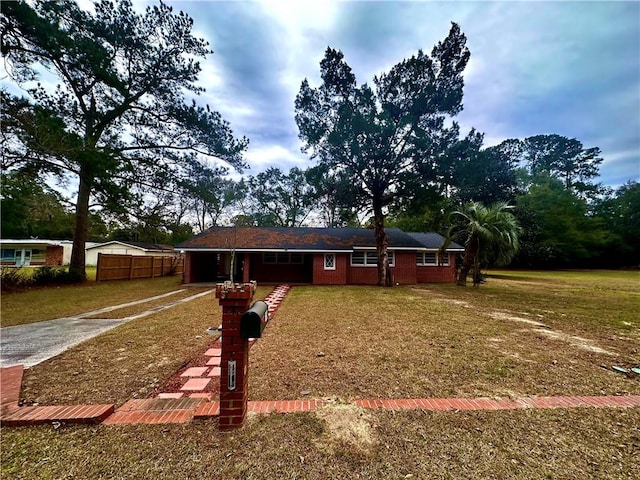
[
  {"left": 488, "top": 310, "right": 548, "bottom": 327},
  {"left": 533, "top": 329, "right": 617, "bottom": 356},
  {"left": 313, "top": 403, "right": 378, "bottom": 455}
]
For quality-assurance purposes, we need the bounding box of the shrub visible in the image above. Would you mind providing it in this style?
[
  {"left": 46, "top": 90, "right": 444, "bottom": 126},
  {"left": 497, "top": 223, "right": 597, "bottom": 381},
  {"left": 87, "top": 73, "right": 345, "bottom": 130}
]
[
  {"left": 32, "top": 266, "right": 84, "bottom": 285},
  {"left": 0, "top": 267, "right": 33, "bottom": 292}
]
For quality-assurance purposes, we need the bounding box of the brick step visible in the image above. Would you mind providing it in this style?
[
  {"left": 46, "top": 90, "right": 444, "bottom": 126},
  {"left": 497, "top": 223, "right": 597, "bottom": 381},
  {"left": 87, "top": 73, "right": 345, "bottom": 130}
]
[
  {"left": 0, "top": 404, "right": 114, "bottom": 427},
  {"left": 103, "top": 397, "right": 206, "bottom": 425}
]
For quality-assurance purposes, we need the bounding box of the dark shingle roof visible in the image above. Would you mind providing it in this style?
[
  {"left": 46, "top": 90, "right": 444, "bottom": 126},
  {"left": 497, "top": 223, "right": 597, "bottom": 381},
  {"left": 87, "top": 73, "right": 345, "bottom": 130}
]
[
  {"left": 178, "top": 227, "right": 462, "bottom": 252},
  {"left": 406, "top": 232, "right": 464, "bottom": 251}
]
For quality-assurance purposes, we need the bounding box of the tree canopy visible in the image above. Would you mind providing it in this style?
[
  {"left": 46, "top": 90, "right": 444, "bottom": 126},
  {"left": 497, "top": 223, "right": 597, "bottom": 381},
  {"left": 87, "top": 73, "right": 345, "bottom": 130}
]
[
  {"left": 448, "top": 201, "right": 520, "bottom": 286},
  {"left": 295, "top": 23, "right": 470, "bottom": 285},
  {"left": 247, "top": 167, "right": 315, "bottom": 227},
  {"left": 1, "top": 0, "right": 247, "bottom": 277}
]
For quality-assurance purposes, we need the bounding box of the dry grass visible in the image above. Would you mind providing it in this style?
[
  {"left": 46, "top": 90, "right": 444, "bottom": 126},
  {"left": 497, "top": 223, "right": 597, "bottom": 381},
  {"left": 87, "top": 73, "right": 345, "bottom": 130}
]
[
  {"left": 1, "top": 407, "right": 638, "bottom": 479},
  {"left": 81, "top": 288, "right": 211, "bottom": 320},
  {"left": 1, "top": 276, "right": 186, "bottom": 327},
  {"left": 18, "top": 286, "right": 272, "bottom": 406},
  {"left": 248, "top": 271, "right": 639, "bottom": 400},
  {"left": 2, "top": 271, "right": 639, "bottom": 479}
]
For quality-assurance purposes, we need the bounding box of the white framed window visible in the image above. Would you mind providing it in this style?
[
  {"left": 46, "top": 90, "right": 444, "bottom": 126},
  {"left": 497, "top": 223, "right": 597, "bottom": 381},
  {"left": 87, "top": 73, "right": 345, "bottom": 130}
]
[
  {"left": 417, "top": 252, "right": 449, "bottom": 266},
  {"left": 324, "top": 254, "right": 336, "bottom": 270},
  {"left": 351, "top": 250, "right": 394, "bottom": 267}
]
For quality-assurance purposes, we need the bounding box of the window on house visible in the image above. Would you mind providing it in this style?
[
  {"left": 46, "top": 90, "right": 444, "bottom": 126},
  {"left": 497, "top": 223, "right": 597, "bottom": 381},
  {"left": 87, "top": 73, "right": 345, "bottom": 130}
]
[
  {"left": 1, "top": 249, "right": 15, "bottom": 262},
  {"left": 324, "top": 254, "right": 335, "bottom": 270},
  {"left": 351, "top": 251, "right": 365, "bottom": 265},
  {"left": 416, "top": 252, "right": 448, "bottom": 266},
  {"left": 263, "top": 252, "right": 304, "bottom": 264},
  {"left": 290, "top": 253, "right": 303, "bottom": 264},
  {"left": 351, "top": 250, "right": 394, "bottom": 267}
]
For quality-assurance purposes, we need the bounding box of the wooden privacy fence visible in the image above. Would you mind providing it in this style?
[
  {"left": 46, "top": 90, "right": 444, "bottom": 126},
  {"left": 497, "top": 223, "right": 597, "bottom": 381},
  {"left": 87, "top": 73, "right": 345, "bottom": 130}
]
[{"left": 96, "top": 253, "right": 184, "bottom": 281}]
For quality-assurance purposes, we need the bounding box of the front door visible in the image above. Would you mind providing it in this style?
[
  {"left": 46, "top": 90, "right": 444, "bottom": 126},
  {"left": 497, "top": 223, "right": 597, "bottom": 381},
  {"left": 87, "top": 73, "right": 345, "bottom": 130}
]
[{"left": 15, "top": 249, "right": 31, "bottom": 266}]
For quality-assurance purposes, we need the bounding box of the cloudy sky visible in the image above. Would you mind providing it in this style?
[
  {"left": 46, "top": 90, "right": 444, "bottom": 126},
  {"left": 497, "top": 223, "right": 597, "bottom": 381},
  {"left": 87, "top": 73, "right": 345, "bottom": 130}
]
[
  {"left": 160, "top": 0, "right": 637, "bottom": 189},
  {"left": 5, "top": 0, "right": 638, "bottom": 189}
]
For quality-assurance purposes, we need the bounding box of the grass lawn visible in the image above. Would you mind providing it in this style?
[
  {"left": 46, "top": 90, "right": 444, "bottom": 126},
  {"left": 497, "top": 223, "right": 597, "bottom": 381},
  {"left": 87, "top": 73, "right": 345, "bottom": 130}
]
[
  {"left": 1, "top": 270, "right": 639, "bottom": 479},
  {"left": 1, "top": 275, "right": 187, "bottom": 327},
  {"left": 2, "top": 407, "right": 638, "bottom": 479},
  {"left": 249, "top": 270, "right": 639, "bottom": 400}
]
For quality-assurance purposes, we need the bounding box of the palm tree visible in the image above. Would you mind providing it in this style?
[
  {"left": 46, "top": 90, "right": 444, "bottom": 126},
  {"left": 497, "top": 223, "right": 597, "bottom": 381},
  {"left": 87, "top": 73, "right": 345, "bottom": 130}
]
[{"left": 448, "top": 201, "right": 520, "bottom": 286}]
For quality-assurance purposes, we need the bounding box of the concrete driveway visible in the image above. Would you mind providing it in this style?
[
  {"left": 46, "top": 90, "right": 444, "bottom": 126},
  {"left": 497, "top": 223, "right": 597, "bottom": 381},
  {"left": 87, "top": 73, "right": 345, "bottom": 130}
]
[
  {"left": 0, "top": 289, "right": 214, "bottom": 368},
  {"left": 1, "top": 317, "right": 134, "bottom": 368}
]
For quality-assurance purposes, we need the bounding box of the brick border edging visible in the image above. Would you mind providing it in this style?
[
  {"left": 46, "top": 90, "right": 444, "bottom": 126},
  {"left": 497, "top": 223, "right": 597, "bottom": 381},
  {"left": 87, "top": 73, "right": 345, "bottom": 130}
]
[
  {"left": 2, "top": 395, "right": 638, "bottom": 428},
  {"left": 187, "top": 394, "right": 640, "bottom": 420},
  {"left": 1, "top": 364, "right": 115, "bottom": 428}
]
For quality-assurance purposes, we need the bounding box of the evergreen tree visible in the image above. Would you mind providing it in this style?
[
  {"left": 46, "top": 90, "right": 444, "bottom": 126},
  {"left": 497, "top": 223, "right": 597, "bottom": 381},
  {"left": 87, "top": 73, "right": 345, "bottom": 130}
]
[{"left": 1, "top": 0, "right": 247, "bottom": 278}]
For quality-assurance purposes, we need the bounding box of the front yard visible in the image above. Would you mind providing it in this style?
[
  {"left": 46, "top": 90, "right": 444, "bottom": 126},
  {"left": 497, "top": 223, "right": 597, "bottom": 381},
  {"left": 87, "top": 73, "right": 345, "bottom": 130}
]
[
  {"left": 2, "top": 270, "right": 639, "bottom": 479},
  {"left": 249, "top": 270, "right": 639, "bottom": 400}
]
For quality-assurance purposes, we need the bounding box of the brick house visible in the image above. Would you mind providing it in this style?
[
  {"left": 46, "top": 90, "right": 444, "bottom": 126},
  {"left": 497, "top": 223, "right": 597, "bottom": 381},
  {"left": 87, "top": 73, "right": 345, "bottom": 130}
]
[
  {"left": 0, "top": 239, "right": 73, "bottom": 267},
  {"left": 178, "top": 227, "right": 463, "bottom": 285}
]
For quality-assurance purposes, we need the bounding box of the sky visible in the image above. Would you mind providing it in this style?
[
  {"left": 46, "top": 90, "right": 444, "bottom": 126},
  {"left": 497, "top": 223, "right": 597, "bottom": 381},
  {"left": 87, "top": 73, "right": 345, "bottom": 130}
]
[
  {"left": 4, "top": 0, "right": 639, "bottom": 189},
  {"left": 165, "top": 0, "right": 639, "bottom": 189}
]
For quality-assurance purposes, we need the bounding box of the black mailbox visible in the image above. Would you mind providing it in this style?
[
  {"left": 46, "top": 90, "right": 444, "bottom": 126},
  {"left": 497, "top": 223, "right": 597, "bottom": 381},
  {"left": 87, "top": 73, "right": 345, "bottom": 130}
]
[{"left": 240, "top": 301, "right": 269, "bottom": 339}]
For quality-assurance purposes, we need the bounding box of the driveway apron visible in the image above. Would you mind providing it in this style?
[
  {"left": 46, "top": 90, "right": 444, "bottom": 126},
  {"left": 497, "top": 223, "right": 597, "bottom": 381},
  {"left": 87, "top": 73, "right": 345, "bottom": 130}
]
[
  {"left": 1, "top": 317, "right": 131, "bottom": 368},
  {"left": 0, "top": 289, "right": 215, "bottom": 368}
]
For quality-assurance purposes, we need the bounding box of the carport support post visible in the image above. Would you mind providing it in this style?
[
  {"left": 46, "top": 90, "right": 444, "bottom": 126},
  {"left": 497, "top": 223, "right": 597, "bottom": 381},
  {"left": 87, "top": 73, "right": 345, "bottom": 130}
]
[{"left": 215, "top": 282, "right": 256, "bottom": 430}]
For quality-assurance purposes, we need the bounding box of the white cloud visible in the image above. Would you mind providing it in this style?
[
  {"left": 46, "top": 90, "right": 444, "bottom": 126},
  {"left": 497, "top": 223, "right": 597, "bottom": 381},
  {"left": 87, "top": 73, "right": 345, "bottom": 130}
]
[{"left": 244, "top": 144, "right": 309, "bottom": 171}]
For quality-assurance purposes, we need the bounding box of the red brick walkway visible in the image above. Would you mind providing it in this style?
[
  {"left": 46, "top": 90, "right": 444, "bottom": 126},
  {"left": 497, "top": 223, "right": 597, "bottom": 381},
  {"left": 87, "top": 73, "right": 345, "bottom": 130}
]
[
  {"left": 2, "top": 283, "right": 639, "bottom": 428},
  {"left": 151, "top": 284, "right": 291, "bottom": 399}
]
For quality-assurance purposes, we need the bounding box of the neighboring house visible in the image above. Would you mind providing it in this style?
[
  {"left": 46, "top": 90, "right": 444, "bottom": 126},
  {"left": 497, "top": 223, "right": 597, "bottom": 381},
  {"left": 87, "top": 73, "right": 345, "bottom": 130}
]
[
  {"left": 178, "top": 227, "right": 464, "bottom": 285},
  {"left": 85, "top": 241, "right": 176, "bottom": 266},
  {"left": 0, "top": 239, "right": 73, "bottom": 267}
]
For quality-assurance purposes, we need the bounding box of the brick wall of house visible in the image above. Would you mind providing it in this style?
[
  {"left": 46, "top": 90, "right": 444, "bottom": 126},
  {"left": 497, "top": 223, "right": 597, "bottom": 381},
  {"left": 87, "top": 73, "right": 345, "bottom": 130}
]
[
  {"left": 45, "top": 246, "right": 63, "bottom": 266},
  {"left": 312, "top": 253, "right": 348, "bottom": 284},
  {"left": 416, "top": 253, "right": 456, "bottom": 283},
  {"left": 347, "top": 251, "right": 418, "bottom": 285},
  {"left": 347, "top": 263, "right": 378, "bottom": 284}
]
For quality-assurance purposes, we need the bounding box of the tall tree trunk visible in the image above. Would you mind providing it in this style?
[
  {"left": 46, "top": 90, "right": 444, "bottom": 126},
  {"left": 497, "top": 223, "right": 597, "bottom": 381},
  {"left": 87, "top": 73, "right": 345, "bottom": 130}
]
[
  {"left": 69, "top": 166, "right": 91, "bottom": 280},
  {"left": 457, "top": 234, "right": 479, "bottom": 286},
  {"left": 373, "top": 202, "right": 391, "bottom": 287}
]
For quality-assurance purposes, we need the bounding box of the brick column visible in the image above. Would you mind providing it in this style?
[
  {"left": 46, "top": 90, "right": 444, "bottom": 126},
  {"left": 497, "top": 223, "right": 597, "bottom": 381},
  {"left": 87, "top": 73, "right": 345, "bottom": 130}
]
[{"left": 215, "top": 282, "right": 256, "bottom": 431}]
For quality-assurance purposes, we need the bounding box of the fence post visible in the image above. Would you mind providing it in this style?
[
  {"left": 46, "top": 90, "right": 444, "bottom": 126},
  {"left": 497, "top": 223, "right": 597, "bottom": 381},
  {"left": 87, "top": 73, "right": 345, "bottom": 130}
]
[
  {"left": 96, "top": 253, "right": 102, "bottom": 282},
  {"left": 128, "top": 255, "right": 134, "bottom": 280}
]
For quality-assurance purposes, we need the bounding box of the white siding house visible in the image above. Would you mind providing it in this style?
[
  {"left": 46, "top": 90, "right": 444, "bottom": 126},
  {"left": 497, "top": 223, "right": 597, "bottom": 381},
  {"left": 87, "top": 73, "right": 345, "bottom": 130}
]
[{"left": 85, "top": 241, "right": 176, "bottom": 266}]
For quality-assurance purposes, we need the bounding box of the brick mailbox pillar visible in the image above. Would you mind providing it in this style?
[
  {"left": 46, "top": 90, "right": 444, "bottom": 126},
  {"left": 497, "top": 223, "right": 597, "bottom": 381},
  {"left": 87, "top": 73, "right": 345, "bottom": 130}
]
[{"left": 215, "top": 281, "right": 256, "bottom": 431}]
